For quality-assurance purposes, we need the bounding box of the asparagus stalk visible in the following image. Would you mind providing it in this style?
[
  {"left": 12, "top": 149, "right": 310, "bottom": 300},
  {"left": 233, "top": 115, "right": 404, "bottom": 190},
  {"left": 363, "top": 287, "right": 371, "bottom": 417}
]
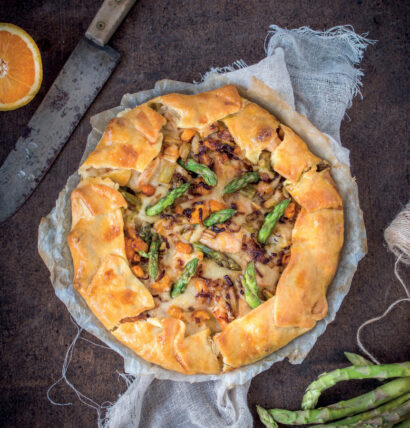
[
  {"left": 257, "top": 198, "right": 290, "bottom": 245},
  {"left": 266, "top": 377, "right": 410, "bottom": 425},
  {"left": 193, "top": 242, "right": 241, "bottom": 271},
  {"left": 317, "top": 392, "right": 410, "bottom": 427},
  {"left": 148, "top": 235, "right": 161, "bottom": 281},
  {"left": 203, "top": 208, "right": 236, "bottom": 227},
  {"left": 223, "top": 171, "right": 260, "bottom": 194},
  {"left": 301, "top": 362, "right": 410, "bottom": 410},
  {"left": 171, "top": 258, "right": 199, "bottom": 298},
  {"left": 139, "top": 224, "right": 152, "bottom": 244},
  {"left": 256, "top": 405, "right": 278, "bottom": 428},
  {"left": 137, "top": 250, "right": 150, "bottom": 258},
  {"left": 119, "top": 188, "right": 142, "bottom": 211},
  {"left": 344, "top": 352, "right": 374, "bottom": 367},
  {"left": 242, "top": 261, "right": 261, "bottom": 308},
  {"left": 145, "top": 183, "right": 190, "bottom": 216},
  {"left": 184, "top": 158, "right": 218, "bottom": 186}
]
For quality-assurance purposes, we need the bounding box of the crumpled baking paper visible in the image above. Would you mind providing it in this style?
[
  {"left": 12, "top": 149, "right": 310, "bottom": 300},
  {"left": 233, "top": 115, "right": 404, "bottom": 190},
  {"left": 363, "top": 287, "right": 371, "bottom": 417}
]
[{"left": 38, "top": 28, "right": 368, "bottom": 427}]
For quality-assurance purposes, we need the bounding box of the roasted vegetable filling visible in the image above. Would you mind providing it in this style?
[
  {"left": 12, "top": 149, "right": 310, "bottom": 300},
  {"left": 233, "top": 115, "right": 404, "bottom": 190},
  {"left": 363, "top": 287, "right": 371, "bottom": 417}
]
[{"left": 121, "top": 120, "right": 299, "bottom": 335}]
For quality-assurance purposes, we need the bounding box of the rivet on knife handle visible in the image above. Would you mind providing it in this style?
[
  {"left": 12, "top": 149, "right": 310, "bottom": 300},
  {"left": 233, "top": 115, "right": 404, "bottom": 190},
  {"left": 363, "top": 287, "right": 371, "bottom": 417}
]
[{"left": 86, "top": 0, "right": 137, "bottom": 47}]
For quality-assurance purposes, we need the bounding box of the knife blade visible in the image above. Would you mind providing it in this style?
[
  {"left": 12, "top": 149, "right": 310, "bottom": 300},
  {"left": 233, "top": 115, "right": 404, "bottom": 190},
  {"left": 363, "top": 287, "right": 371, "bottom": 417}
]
[{"left": 0, "top": 0, "right": 136, "bottom": 223}]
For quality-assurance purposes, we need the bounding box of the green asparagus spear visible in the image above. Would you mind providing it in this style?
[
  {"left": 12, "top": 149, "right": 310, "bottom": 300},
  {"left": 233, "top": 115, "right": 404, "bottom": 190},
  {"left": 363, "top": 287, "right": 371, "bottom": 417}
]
[
  {"left": 238, "top": 184, "right": 257, "bottom": 199},
  {"left": 395, "top": 417, "right": 410, "bottom": 428},
  {"left": 265, "top": 377, "right": 410, "bottom": 425},
  {"left": 222, "top": 171, "right": 260, "bottom": 194},
  {"left": 145, "top": 183, "right": 190, "bottom": 216},
  {"left": 301, "top": 362, "right": 410, "bottom": 410},
  {"left": 203, "top": 208, "right": 236, "bottom": 227},
  {"left": 148, "top": 235, "right": 161, "bottom": 281},
  {"left": 256, "top": 405, "right": 278, "bottom": 428},
  {"left": 257, "top": 198, "right": 290, "bottom": 245},
  {"left": 242, "top": 261, "right": 261, "bottom": 308},
  {"left": 119, "top": 188, "right": 142, "bottom": 210},
  {"left": 193, "top": 242, "right": 241, "bottom": 271},
  {"left": 258, "top": 151, "right": 273, "bottom": 171},
  {"left": 344, "top": 352, "right": 374, "bottom": 367},
  {"left": 184, "top": 158, "right": 218, "bottom": 186},
  {"left": 139, "top": 224, "right": 152, "bottom": 244},
  {"left": 171, "top": 258, "right": 199, "bottom": 298},
  {"left": 137, "top": 250, "right": 150, "bottom": 258},
  {"left": 317, "top": 392, "right": 410, "bottom": 427}
]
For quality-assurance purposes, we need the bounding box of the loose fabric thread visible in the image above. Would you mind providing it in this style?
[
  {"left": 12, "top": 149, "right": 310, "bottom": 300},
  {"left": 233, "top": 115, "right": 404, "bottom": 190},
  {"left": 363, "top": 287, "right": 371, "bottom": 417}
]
[
  {"left": 46, "top": 317, "right": 121, "bottom": 427},
  {"left": 356, "top": 203, "right": 410, "bottom": 364}
]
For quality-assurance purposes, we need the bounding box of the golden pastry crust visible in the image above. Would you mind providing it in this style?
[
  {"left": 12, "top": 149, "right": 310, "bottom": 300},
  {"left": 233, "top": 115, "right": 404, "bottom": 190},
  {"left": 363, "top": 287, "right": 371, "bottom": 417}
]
[
  {"left": 85, "top": 255, "right": 154, "bottom": 330},
  {"left": 271, "top": 124, "right": 321, "bottom": 182},
  {"left": 151, "top": 84, "right": 242, "bottom": 130},
  {"left": 274, "top": 208, "right": 344, "bottom": 329},
  {"left": 79, "top": 114, "right": 162, "bottom": 178},
  {"left": 68, "top": 210, "right": 126, "bottom": 290},
  {"left": 222, "top": 101, "right": 282, "bottom": 164},
  {"left": 124, "top": 104, "right": 166, "bottom": 143},
  {"left": 214, "top": 297, "right": 308, "bottom": 369},
  {"left": 113, "top": 318, "right": 221, "bottom": 374},
  {"left": 68, "top": 84, "right": 345, "bottom": 374},
  {"left": 285, "top": 168, "right": 343, "bottom": 212},
  {"left": 70, "top": 177, "right": 126, "bottom": 227}
]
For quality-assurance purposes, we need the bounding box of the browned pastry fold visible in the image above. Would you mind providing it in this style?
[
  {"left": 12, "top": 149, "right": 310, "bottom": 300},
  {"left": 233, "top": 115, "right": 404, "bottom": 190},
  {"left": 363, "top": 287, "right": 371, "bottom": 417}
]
[
  {"left": 285, "top": 167, "right": 343, "bottom": 212},
  {"left": 274, "top": 208, "right": 344, "bottom": 329},
  {"left": 124, "top": 104, "right": 166, "bottom": 143},
  {"left": 222, "top": 101, "right": 282, "bottom": 163},
  {"left": 113, "top": 318, "right": 221, "bottom": 374},
  {"left": 214, "top": 297, "right": 308, "bottom": 369},
  {"left": 70, "top": 177, "right": 126, "bottom": 227},
  {"left": 79, "top": 111, "right": 163, "bottom": 178},
  {"left": 271, "top": 124, "right": 321, "bottom": 182},
  {"left": 68, "top": 178, "right": 154, "bottom": 329},
  {"left": 151, "top": 84, "right": 242, "bottom": 130},
  {"left": 85, "top": 255, "right": 154, "bottom": 330}
]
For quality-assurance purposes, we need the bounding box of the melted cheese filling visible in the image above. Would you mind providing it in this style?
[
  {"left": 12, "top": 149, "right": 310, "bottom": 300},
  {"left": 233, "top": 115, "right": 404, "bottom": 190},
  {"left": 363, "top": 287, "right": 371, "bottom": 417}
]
[{"left": 119, "top": 120, "right": 297, "bottom": 336}]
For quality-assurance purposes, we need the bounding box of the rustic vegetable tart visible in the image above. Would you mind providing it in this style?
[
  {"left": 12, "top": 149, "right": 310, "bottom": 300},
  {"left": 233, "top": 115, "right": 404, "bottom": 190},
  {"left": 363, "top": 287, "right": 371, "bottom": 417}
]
[{"left": 68, "top": 84, "right": 344, "bottom": 374}]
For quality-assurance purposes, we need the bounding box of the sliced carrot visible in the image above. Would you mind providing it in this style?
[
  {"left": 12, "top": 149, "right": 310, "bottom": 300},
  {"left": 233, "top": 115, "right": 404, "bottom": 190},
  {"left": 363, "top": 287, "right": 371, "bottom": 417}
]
[
  {"left": 131, "top": 265, "right": 144, "bottom": 278},
  {"left": 190, "top": 203, "right": 209, "bottom": 224},
  {"left": 168, "top": 306, "right": 184, "bottom": 319},
  {"left": 192, "top": 309, "right": 211, "bottom": 323},
  {"left": 284, "top": 201, "right": 296, "bottom": 219},
  {"left": 194, "top": 278, "right": 207, "bottom": 292},
  {"left": 141, "top": 184, "right": 155, "bottom": 196},
  {"left": 175, "top": 205, "right": 184, "bottom": 215},
  {"left": 131, "top": 237, "right": 148, "bottom": 252},
  {"left": 152, "top": 274, "right": 171, "bottom": 292},
  {"left": 209, "top": 200, "right": 226, "bottom": 212},
  {"left": 175, "top": 241, "right": 193, "bottom": 254},
  {"left": 180, "top": 128, "right": 196, "bottom": 142},
  {"left": 125, "top": 238, "right": 135, "bottom": 262}
]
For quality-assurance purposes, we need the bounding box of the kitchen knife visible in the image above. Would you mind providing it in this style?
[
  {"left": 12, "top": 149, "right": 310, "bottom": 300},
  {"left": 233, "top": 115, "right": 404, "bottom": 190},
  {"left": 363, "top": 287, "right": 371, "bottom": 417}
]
[{"left": 0, "top": 0, "right": 136, "bottom": 223}]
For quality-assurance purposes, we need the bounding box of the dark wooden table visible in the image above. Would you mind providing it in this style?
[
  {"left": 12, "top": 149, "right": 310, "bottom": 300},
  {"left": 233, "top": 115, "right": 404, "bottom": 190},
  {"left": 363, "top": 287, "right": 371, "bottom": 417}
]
[{"left": 1, "top": 1, "right": 409, "bottom": 426}]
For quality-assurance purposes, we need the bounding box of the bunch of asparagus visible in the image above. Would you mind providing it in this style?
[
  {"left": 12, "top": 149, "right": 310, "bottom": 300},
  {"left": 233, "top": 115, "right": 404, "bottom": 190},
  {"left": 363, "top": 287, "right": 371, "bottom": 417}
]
[{"left": 257, "top": 353, "right": 410, "bottom": 427}]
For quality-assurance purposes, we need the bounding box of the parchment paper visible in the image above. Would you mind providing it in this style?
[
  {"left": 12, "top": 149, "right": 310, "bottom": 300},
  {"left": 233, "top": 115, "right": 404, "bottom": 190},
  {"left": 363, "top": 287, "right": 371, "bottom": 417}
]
[{"left": 38, "top": 75, "right": 366, "bottom": 389}]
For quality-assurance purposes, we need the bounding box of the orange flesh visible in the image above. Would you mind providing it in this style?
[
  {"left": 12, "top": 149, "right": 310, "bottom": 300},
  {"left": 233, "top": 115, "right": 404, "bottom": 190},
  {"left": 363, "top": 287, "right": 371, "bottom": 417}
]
[{"left": 0, "top": 30, "right": 36, "bottom": 104}]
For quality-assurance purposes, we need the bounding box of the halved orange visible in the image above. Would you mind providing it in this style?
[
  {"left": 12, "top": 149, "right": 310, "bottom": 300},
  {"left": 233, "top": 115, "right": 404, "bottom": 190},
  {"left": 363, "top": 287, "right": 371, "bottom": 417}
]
[{"left": 0, "top": 23, "right": 43, "bottom": 111}]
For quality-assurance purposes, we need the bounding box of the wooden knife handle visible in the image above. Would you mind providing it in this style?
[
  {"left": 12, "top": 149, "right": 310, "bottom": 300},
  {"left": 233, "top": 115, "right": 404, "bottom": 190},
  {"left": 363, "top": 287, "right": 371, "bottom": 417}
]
[{"left": 86, "top": 0, "right": 136, "bottom": 46}]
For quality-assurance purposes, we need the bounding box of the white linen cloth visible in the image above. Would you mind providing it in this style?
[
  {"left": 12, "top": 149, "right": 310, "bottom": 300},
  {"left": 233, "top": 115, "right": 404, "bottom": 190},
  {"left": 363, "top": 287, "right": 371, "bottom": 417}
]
[
  {"left": 40, "top": 25, "right": 373, "bottom": 428},
  {"left": 104, "top": 25, "right": 374, "bottom": 428}
]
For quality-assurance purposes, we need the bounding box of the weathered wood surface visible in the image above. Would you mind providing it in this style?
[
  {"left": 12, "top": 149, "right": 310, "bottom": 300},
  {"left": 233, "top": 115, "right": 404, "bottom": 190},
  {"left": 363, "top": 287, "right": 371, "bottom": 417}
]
[{"left": 0, "top": 1, "right": 408, "bottom": 426}]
